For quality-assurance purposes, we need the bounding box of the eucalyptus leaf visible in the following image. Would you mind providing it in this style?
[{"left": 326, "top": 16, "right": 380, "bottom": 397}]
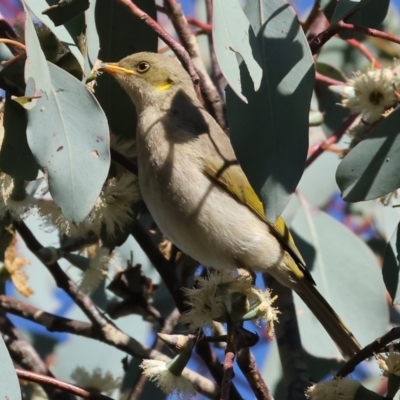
[
  {"left": 0, "top": 335, "right": 22, "bottom": 399},
  {"left": 330, "top": 0, "right": 369, "bottom": 25},
  {"left": 0, "top": 94, "right": 39, "bottom": 180},
  {"left": 42, "top": 0, "right": 89, "bottom": 26},
  {"left": 23, "top": 6, "right": 109, "bottom": 221},
  {"left": 226, "top": 0, "right": 314, "bottom": 221},
  {"left": 95, "top": 0, "right": 157, "bottom": 139},
  {"left": 336, "top": 107, "right": 400, "bottom": 202},
  {"left": 382, "top": 224, "right": 400, "bottom": 305},
  {"left": 24, "top": 0, "right": 85, "bottom": 75},
  {"left": 291, "top": 202, "right": 388, "bottom": 358},
  {"left": 84, "top": 0, "right": 99, "bottom": 77},
  {"left": 344, "top": 0, "right": 388, "bottom": 27},
  {"left": 338, "top": 0, "right": 389, "bottom": 40},
  {"left": 213, "top": 0, "right": 263, "bottom": 102}
]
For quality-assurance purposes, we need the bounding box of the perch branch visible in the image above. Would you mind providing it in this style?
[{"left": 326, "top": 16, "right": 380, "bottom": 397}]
[
  {"left": 0, "top": 295, "right": 218, "bottom": 398},
  {"left": 16, "top": 369, "right": 112, "bottom": 400},
  {"left": 162, "top": 0, "right": 226, "bottom": 129}
]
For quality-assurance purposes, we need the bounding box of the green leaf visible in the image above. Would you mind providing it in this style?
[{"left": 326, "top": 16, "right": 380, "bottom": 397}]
[
  {"left": 94, "top": 0, "right": 157, "bottom": 139},
  {"left": 84, "top": 0, "right": 99, "bottom": 77},
  {"left": 0, "top": 335, "right": 22, "bottom": 399},
  {"left": 336, "top": 108, "right": 400, "bottom": 202},
  {"left": 345, "top": 0, "right": 388, "bottom": 27},
  {"left": 330, "top": 0, "right": 369, "bottom": 25},
  {"left": 42, "top": 0, "right": 89, "bottom": 26},
  {"left": 212, "top": 0, "right": 263, "bottom": 102},
  {"left": 0, "top": 95, "right": 39, "bottom": 181},
  {"left": 0, "top": 56, "right": 26, "bottom": 96},
  {"left": 226, "top": 0, "right": 314, "bottom": 221},
  {"left": 382, "top": 224, "right": 400, "bottom": 305},
  {"left": 24, "top": 0, "right": 85, "bottom": 76},
  {"left": 23, "top": 7, "right": 110, "bottom": 222},
  {"left": 338, "top": 0, "right": 389, "bottom": 40},
  {"left": 291, "top": 200, "right": 388, "bottom": 358}
]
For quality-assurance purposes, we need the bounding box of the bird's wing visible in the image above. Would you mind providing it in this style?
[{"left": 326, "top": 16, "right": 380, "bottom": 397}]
[{"left": 203, "top": 157, "right": 310, "bottom": 277}]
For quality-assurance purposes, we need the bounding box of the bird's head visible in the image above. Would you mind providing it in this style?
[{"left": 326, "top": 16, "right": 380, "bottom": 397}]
[{"left": 100, "top": 52, "right": 195, "bottom": 110}]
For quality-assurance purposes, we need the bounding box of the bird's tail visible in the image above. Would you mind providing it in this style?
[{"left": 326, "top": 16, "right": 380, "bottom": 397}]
[{"left": 295, "top": 278, "right": 361, "bottom": 360}]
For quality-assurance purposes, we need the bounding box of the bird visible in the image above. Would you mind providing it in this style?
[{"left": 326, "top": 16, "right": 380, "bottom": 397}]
[{"left": 101, "top": 52, "right": 361, "bottom": 359}]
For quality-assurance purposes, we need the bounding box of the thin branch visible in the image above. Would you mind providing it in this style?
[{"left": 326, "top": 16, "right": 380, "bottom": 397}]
[
  {"left": 310, "top": 20, "right": 400, "bottom": 55},
  {"left": 315, "top": 71, "right": 345, "bottom": 87},
  {"left": 0, "top": 312, "right": 74, "bottom": 400},
  {"left": 14, "top": 219, "right": 218, "bottom": 397},
  {"left": 16, "top": 369, "right": 112, "bottom": 400},
  {"left": 14, "top": 219, "right": 108, "bottom": 328},
  {"left": 237, "top": 347, "right": 274, "bottom": 400},
  {"left": 305, "top": 113, "right": 358, "bottom": 167},
  {"left": 162, "top": 0, "right": 226, "bottom": 129},
  {"left": 336, "top": 327, "right": 400, "bottom": 377},
  {"left": 110, "top": 148, "right": 138, "bottom": 175},
  {"left": 128, "top": 308, "right": 180, "bottom": 400},
  {"left": 113, "top": 0, "right": 199, "bottom": 85},
  {"left": 302, "top": 0, "right": 321, "bottom": 34},
  {"left": 0, "top": 295, "right": 219, "bottom": 399},
  {"left": 0, "top": 38, "right": 26, "bottom": 51},
  {"left": 0, "top": 295, "right": 94, "bottom": 336},
  {"left": 156, "top": 5, "right": 212, "bottom": 33},
  {"left": 346, "top": 38, "right": 380, "bottom": 68},
  {"left": 196, "top": 340, "right": 242, "bottom": 400},
  {"left": 263, "top": 275, "right": 309, "bottom": 400},
  {"left": 205, "top": 0, "right": 226, "bottom": 101},
  {"left": 220, "top": 351, "right": 235, "bottom": 400},
  {"left": 131, "top": 222, "right": 187, "bottom": 312},
  {"left": 339, "top": 22, "right": 400, "bottom": 46},
  {"left": 131, "top": 222, "right": 237, "bottom": 398},
  {"left": 309, "top": 23, "right": 342, "bottom": 54}
]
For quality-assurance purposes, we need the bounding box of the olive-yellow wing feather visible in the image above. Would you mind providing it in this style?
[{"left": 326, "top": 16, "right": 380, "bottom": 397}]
[{"left": 203, "top": 159, "right": 312, "bottom": 281}]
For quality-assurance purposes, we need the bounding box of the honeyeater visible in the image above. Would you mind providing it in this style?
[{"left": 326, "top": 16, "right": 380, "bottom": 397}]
[{"left": 101, "top": 52, "right": 361, "bottom": 359}]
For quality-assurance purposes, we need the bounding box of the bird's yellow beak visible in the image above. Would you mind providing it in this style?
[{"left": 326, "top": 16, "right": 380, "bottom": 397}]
[{"left": 100, "top": 63, "right": 135, "bottom": 75}]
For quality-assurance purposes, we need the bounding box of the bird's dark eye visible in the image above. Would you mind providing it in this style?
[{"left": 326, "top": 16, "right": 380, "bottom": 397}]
[{"left": 137, "top": 61, "right": 150, "bottom": 73}]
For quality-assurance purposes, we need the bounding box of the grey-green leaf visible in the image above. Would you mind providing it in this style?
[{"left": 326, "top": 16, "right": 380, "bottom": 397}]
[
  {"left": 213, "top": 0, "right": 262, "bottom": 102},
  {"left": 24, "top": 0, "right": 85, "bottom": 75},
  {"left": 291, "top": 202, "right": 388, "bottom": 358},
  {"left": 0, "top": 335, "right": 22, "bottom": 399},
  {"left": 94, "top": 0, "right": 157, "bottom": 139},
  {"left": 336, "top": 108, "right": 400, "bottom": 202},
  {"left": 0, "top": 95, "right": 39, "bottom": 181},
  {"left": 42, "top": 0, "right": 89, "bottom": 26},
  {"left": 330, "top": 0, "right": 369, "bottom": 25},
  {"left": 23, "top": 6, "right": 109, "bottom": 222},
  {"left": 382, "top": 224, "right": 400, "bottom": 305},
  {"left": 226, "top": 0, "right": 314, "bottom": 221}
]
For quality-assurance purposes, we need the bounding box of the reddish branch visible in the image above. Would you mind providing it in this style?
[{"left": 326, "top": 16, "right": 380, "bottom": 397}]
[
  {"left": 310, "top": 21, "right": 400, "bottom": 55},
  {"left": 113, "top": 0, "right": 199, "bottom": 85},
  {"left": 220, "top": 350, "right": 235, "bottom": 400},
  {"left": 0, "top": 38, "right": 26, "bottom": 51},
  {"left": 16, "top": 369, "right": 112, "bottom": 400},
  {"left": 305, "top": 114, "right": 359, "bottom": 168},
  {"left": 302, "top": 0, "right": 321, "bottom": 34},
  {"left": 346, "top": 38, "right": 380, "bottom": 68},
  {"left": 315, "top": 71, "right": 345, "bottom": 86},
  {"left": 205, "top": 0, "right": 226, "bottom": 100},
  {"left": 156, "top": 5, "right": 212, "bottom": 33},
  {"left": 162, "top": 0, "right": 226, "bottom": 129},
  {"left": 336, "top": 327, "right": 400, "bottom": 377},
  {"left": 237, "top": 347, "right": 274, "bottom": 400}
]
